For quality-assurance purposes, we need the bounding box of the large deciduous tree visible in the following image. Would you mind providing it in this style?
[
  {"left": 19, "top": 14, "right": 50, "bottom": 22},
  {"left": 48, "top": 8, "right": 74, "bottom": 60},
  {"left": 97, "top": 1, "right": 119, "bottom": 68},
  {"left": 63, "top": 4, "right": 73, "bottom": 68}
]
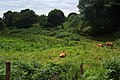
[
  {"left": 3, "top": 9, "right": 38, "bottom": 29},
  {"left": 3, "top": 11, "right": 14, "bottom": 28},
  {"left": 19, "top": 9, "right": 38, "bottom": 28},
  {"left": 78, "top": 0, "right": 120, "bottom": 35},
  {"left": 43, "top": 9, "right": 65, "bottom": 27},
  {"left": 68, "top": 14, "right": 85, "bottom": 33},
  {"left": 12, "top": 12, "right": 21, "bottom": 27}
]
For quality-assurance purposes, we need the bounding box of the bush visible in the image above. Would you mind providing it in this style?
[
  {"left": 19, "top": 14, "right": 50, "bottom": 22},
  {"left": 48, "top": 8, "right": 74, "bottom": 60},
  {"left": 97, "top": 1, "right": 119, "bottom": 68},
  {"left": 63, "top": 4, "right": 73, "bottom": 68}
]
[
  {"left": 55, "top": 29, "right": 80, "bottom": 41},
  {"left": 103, "top": 57, "right": 120, "bottom": 80},
  {"left": 82, "top": 68, "right": 106, "bottom": 80},
  {"left": 56, "top": 32, "right": 70, "bottom": 38},
  {"left": 113, "top": 32, "right": 120, "bottom": 39},
  {"left": 115, "top": 39, "right": 120, "bottom": 46},
  {"left": 6, "top": 61, "right": 81, "bottom": 80}
]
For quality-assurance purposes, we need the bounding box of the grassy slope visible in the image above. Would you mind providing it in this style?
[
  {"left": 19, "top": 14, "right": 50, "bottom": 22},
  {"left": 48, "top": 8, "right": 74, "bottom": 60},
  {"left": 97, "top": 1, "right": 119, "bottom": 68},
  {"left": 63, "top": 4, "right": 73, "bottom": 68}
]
[{"left": 0, "top": 27, "right": 120, "bottom": 70}]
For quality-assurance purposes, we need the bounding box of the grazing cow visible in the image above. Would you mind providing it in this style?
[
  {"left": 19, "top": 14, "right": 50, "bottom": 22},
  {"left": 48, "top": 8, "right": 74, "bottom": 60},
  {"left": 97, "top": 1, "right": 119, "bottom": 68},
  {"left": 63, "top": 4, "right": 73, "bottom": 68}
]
[
  {"left": 59, "top": 51, "right": 66, "bottom": 58},
  {"left": 106, "top": 42, "right": 113, "bottom": 48},
  {"left": 97, "top": 43, "right": 103, "bottom": 47}
]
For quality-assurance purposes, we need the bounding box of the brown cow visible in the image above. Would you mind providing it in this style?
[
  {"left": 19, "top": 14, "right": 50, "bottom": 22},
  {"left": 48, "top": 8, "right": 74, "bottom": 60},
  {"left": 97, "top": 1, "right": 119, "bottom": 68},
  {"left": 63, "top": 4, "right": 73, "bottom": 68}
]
[
  {"left": 106, "top": 42, "right": 113, "bottom": 48},
  {"left": 97, "top": 43, "right": 103, "bottom": 47},
  {"left": 59, "top": 51, "right": 66, "bottom": 58}
]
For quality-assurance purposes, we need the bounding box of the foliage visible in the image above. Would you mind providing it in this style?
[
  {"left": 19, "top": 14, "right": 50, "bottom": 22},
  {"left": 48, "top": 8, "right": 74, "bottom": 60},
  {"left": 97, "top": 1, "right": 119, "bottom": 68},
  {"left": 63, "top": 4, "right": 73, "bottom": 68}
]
[
  {"left": 114, "top": 32, "right": 120, "bottom": 46},
  {"left": 0, "top": 1, "right": 120, "bottom": 80},
  {"left": 11, "top": 61, "right": 42, "bottom": 80},
  {"left": 16, "top": 26, "right": 81, "bottom": 41},
  {"left": 83, "top": 68, "right": 106, "bottom": 80},
  {"left": 59, "top": 61, "right": 80, "bottom": 80},
  {"left": 103, "top": 57, "right": 120, "bottom": 80},
  {"left": 0, "top": 61, "right": 81, "bottom": 80},
  {"left": 3, "top": 9, "right": 38, "bottom": 29},
  {"left": 1, "top": 57, "right": 119, "bottom": 80},
  {"left": 3, "top": 11, "right": 14, "bottom": 28},
  {"left": 67, "top": 14, "right": 85, "bottom": 34},
  {"left": 35, "top": 62, "right": 64, "bottom": 80},
  {"left": 78, "top": 0, "right": 120, "bottom": 35},
  {"left": 0, "top": 61, "right": 5, "bottom": 80},
  {"left": 0, "top": 27, "right": 82, "bottom": 53},
  {"left": 43, "top": 9, "right": 65, "bottom": 27},
  {"left": 12, "top": 12, "right": 21, "bottom": 28},
  {"left": 115, "top": 39, "right": 120, "bottom": 46},
  {"left": 82, "top": 57, "right": 120, "bottom": 80},
  {"left": 0, "top": 18, "right": 4, "bottom": 30},
  {"left": 67, "top": 12, "right": 77, "bottom": 18},
  {"left": 38, "top": 14, "right": 47, "bottom": 26},
  {"left": 55, "top": 30, "right": 80, "bottom": 41},
  {"left": 19, "top": 9, "right": 38, "bottom": 28},
  {"left": 113, "top": 32, "right": 120, "bottom": 39},
  {"left": 0, "top": 12, "right": 120, "bottom": 80}
]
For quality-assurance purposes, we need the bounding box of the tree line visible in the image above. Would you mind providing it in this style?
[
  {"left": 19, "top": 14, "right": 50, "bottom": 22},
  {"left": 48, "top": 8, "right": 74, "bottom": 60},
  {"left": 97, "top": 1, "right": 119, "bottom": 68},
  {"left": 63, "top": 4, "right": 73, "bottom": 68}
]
[
  {"left": 77, "top": 0, "right": 120, "bottom": 35},
  {"left": 0, "top": 0, "right": 120, "bottom": 36},
  {"left": 0, "top": 9, "right": 66, "bottom": 30}
]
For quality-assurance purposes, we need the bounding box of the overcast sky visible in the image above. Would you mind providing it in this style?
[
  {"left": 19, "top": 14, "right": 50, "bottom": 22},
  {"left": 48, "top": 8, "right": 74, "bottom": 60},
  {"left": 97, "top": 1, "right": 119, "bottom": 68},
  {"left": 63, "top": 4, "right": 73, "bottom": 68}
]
[{"left": 0, "top": 0, "right": 79, "bottom": 17}]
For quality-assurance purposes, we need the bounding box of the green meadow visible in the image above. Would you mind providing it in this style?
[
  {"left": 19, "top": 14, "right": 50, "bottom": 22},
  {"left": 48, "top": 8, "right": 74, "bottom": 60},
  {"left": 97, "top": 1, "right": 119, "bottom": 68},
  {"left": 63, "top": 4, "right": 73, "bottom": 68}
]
[
  {"left": 0, "top": 27, "right": 120, "bottom": 80},
  {"left": 1, "top": 0, "right": 120, "bottom": 79}
]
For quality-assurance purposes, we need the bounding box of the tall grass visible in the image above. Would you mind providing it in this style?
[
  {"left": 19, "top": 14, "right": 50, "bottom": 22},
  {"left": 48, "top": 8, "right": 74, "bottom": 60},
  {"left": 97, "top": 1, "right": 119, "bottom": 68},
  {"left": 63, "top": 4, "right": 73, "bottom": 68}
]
[{"left": 0, "top": 27, "right": 120, "bottom": 79}]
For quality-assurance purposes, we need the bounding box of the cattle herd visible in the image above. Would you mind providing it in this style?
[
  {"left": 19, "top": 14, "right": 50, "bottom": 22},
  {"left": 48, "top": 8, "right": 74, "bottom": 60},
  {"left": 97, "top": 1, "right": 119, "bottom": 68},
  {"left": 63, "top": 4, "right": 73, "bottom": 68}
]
[
  {"left": 97, "top": 42, "right": 113, "bottom": 48},
  {"left": 59, "top": 42, "right": 114, "bottom": 58}
]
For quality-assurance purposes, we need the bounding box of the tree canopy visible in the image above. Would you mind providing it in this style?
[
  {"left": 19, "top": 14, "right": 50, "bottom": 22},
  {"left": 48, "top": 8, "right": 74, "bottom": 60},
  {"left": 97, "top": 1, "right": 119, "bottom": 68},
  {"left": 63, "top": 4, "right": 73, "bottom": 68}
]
[
  {"left": 67, "top": 12, "right": 77, "bottom": 18},
  {"left": 78, "top": 0, "right": 120, "bottom": 35},
  {"left": 38, "top": 14, "right": 46, "bottom": 26},
  {"left": 3, "top": 9, "right": 38, "bottom": 29},
  {"left": 19, "top": 9, "right": 38, "bottom": 28},
  {"left": 0, "top": 18, "right": 4, "bottom": 30},
  {"left": 43, "top": 9, "right": 65, "bottom": 27},
  {"left": 3, "top": 11, "right": 14, "bottom": 28}
]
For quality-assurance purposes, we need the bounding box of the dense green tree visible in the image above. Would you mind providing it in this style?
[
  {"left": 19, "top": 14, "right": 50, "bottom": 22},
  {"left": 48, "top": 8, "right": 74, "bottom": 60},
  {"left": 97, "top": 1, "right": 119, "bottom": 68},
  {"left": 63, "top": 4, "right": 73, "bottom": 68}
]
[
  {"left": 78, "top": 0, "right": 120, "bottom": 35},
  {"left": 3, "top": 9, "right": 38, "bottom": 28},
  {"left": 3, "top": 11, "right": 14, "bottom": 28},
  {"left": 38, "top": 14, "right": 46, "bottom": 26},
  {"left": 44, "top": 9, "right": 65, "bottom": 27},
  {"left": 3, "top": 11, "right": 20, "bottom": 28},
  {"left": 0, "top": 18, "right": 4, "bottom": 30},
  {"left": 12, "top": 12, "right": 21, "bottom": 27},
  {"left": 68, "top": 14, "right": 85, "bottom": 33},
  {"left": 67, "top": 12, "right": 77, "bottom": 18},
  {"left": 19, "top": 9, "right": 38, "bottom": 28}
]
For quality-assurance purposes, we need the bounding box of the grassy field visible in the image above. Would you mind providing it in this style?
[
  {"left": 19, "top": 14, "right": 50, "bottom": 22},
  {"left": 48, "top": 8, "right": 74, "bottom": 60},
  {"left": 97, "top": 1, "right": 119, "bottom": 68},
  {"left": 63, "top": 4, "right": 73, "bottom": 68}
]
[{"left": 0, "top": 27, "right": 120, "bottom": 79}]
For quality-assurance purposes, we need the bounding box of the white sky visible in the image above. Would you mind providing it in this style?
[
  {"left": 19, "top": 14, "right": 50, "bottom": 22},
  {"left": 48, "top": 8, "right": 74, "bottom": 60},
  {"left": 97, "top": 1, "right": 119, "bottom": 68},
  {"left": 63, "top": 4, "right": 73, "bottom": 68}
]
[{"left": 0, "top": 0, "right": 79, "bottom": 17}]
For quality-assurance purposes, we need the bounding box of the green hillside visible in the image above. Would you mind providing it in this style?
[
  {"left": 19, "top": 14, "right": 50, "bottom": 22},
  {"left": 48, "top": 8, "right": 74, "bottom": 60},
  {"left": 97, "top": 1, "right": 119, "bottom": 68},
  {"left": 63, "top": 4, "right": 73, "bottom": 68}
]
[
  {"left": 0, "top": 0, "right": 120, "bottom": 79},
  {"left": 0, "top": 27, "right": 120, "bottom": 80}
]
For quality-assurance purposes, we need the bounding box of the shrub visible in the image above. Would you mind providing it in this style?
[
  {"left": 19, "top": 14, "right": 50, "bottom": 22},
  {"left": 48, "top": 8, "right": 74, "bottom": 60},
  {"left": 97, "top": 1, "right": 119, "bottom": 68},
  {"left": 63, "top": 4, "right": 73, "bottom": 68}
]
[
  {"left": 103, "top": 57, "right": 120, "bottom": 80},
  {"left": 9, "top": 61, "right": 82, "bottom": 80},
  {"left": 56, "top": 32, "right": 70, "bottom": 38},
  {"left": 113, "top": 32, "right": 120, "bottom": 39},
  {"left": 115, "top": 39, "right": 120, "bottom": 46},
  {"left": 55, "top": 30, "right": 80, "bottom": 41},
  {"left": 82, "top": 68, "right": 106, "bottom": 80}
]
